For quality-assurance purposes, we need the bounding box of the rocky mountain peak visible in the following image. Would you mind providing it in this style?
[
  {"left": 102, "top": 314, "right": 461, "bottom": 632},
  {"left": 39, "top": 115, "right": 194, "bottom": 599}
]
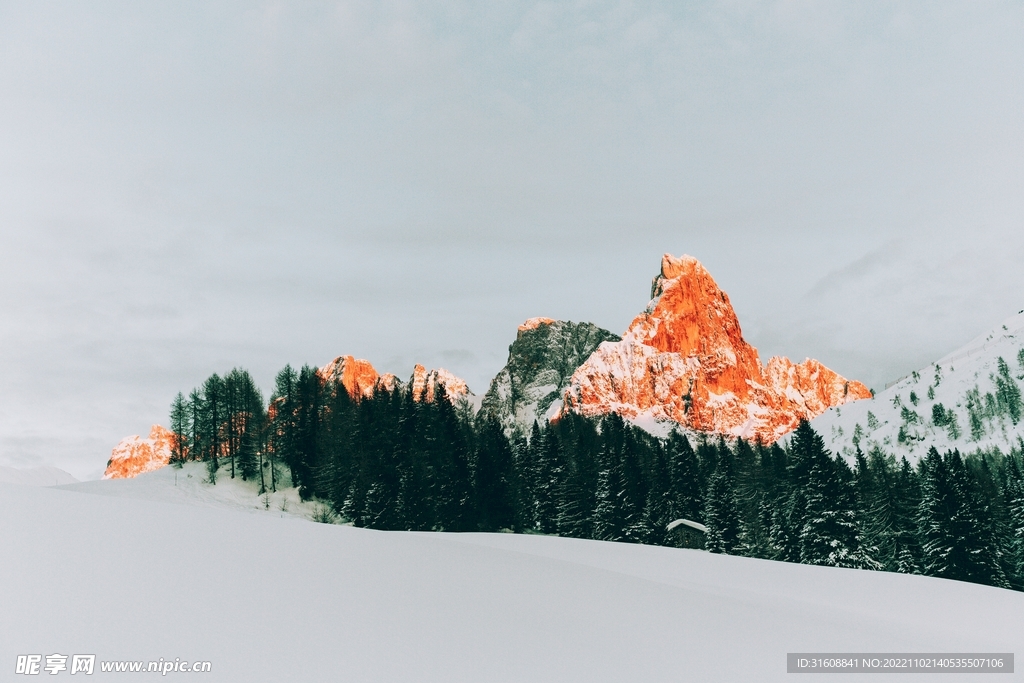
[
  {"left": 104, "top": 425, "right": 175, "bottom": 479},
  {"left": 319, "top": 355, "right": 383, "bottom": 398},
  {"left": 563, "top": 253, "right": 871, "bottom": 443},
  {"left": 482, "top": 318, "right": 621, "bottom": 436}
]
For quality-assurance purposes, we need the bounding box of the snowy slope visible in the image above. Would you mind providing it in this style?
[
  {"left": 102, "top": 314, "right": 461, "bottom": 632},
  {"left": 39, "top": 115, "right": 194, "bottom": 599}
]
[
  {"left": 62, "top": 461, "right": 323, "bottom": 521},
  {"left": 812, "top": 311, "right": 1024, "bottom": 461},
  {"left": 0, "top": 465, "right": 78, "bottom": 487},
  {"left": 2, "top": 481, "right": 1021, "bottom": 682}
]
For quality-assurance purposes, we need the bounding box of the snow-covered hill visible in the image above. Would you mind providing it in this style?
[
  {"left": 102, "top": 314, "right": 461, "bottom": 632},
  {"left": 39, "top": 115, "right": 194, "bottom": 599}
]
[
  {"left": 0, "top": 464, "right": 78, "bottom": 487},
  {"left": 62, "top": 461, "right": 322, "bottom": 521},
  {"left": 812, "top": 311, "right": 1024, "bottom": 461},
  {"left": 2, "top": 477, "right": 1021, "bottom": 681}
]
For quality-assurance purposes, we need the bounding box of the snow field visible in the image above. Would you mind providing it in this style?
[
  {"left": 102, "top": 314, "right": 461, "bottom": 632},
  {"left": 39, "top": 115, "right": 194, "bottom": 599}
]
[{"left": 1, "top": 478, "right": 1021, "bottom": 682}]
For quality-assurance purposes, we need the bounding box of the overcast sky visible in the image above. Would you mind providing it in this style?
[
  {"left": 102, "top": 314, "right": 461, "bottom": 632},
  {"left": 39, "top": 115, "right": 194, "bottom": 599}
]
[{"left": 2, "top": 1, "right": 1023, "bottom": 479}]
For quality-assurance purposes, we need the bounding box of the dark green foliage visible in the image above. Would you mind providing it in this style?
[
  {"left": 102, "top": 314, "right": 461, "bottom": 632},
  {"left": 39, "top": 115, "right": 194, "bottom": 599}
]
[
  {"left": 169, "top": 392, "right": 189, "bottom": 466},
  {"left": 666, "top": 429, "right": 702, "bottom": 522},
  {"left": 856, "top": 449, "right": 921, "bottom": 573},
  {"left": 703, "top": 447, "right": 740, "bottom": 554},
  {"left": 1005, "top": 452, "right": 1024, "bottom": 587},
  {"left": 474, "top": 413, "right": 516, "bottom": 532},
  {"left": 994, "top": 357, "right": 1022, "bottom": 424},
  {"left": 966, "top": 387, "right": 985, "bottom": 441},
  {"left": 918, "top": 448, "right": 1007, "bottom": 587},
  {"left": 237, "top": 428, "right": 259, "bottom": 481},
  {"left": 800, "top": 461, "right": 868, "bottom": 568}
]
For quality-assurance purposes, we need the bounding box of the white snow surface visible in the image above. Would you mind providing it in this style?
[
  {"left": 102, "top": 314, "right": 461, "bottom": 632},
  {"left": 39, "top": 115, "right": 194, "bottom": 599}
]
[
  {"left": 59, "top": 462, "right": 323, "bottom": 521},
  {"left": 811, "top": 310, "right": 1024, "bottom": 462},
  {"left": 0, "top": 464, "right": 78, "bottom": 487},
  {"left": 2, "top": 473, "right": 1022, "bottom": 681}
]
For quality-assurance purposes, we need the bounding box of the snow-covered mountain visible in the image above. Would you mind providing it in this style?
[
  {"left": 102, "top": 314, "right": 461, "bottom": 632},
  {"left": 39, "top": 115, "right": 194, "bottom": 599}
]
[
  {"left": 3, "top": 478, "right": 1020, "bottom": 682},
  {"left": 813, "top": 310, "right": 1024, "bottom": 461},
  {"left": 480, "top": 317, "right": 620, "bottom": 436},
  {"left": 319, "top": 355, "right": 471, "bottom": 404},
  {"left": 103, "top": 425, "right": 176, "bottom": 480},
  {"left": 562, "top": 254, "right": 871, "bottom": 443}
]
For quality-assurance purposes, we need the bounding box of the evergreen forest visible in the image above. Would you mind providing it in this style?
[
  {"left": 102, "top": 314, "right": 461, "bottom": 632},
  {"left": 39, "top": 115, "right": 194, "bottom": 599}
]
[{"left": 168, "top": 365, "right": 1024, "bottom": 592}]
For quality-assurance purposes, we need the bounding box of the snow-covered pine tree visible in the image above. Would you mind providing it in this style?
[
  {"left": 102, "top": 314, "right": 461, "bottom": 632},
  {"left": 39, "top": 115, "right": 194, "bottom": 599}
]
[
  {"left": 918, "top": 447, "right": 1007, "bottom": 587},
  {"left": 666, "top": 429, "right": 702, "bottom": 522},
  {"left": 856, "top": 448, "right": 921, "bottom": 573},
  {"left": 799, "top": 450, "right": 874, "bottom": 568},
  {"left": 473, "top": 413, "right": 516, "bottom": 532},
  {"left": 642, "top": 443, "right": 674, "bottom": 545},
  {"left": 435, "top": 391, "right": 475, "bottom": 532},
  {"left": 995, "top": 357, "right": 1022, "bottom": 424},
  {"left": 622, "top": 434, "right": 650, "bottom": 544},
  {"left": 553, "top": 415, "right": 599, "bottom": 540},
  {"left": 522, "top": 421, "right": 544, "bottom": 530},
  {"left": 768, "top": 490, "right": 803, "bottom": 562},
  {"left": 593, "top": 461, "right": 624, "bottom": 542},
  {"left": 703, "top": 445, "right": 740, "bottom": 554},
  {"left": 534, "top": 427, "right": 564, "bottom": 534},
  {"left": 1003, "top": 451, "right": 1024, "bottom": 588},
  {"left": 202, "top": 373, "right": 223, "bottom": 481}
]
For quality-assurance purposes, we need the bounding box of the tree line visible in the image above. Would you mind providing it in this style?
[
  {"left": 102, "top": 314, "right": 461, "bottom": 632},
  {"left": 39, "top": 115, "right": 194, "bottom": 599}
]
[{"left": 169, "top": 365, "right": 1024, "bottom": 591}]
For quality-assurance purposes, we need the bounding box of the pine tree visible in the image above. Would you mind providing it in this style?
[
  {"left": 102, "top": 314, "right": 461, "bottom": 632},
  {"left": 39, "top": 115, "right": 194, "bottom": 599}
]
[
  {"left": 433, "top": 390, "right": 474, "bottom": 531},
  {"left": 619, "top": 429, "right": 648, "bottom": 544},
  {"left": 666, "top": 429, "right": 702, "bottom": 522},
  {"left": 293, "top": 365, "right": 325, "bottom": 500},
  {"left": 704, "top": 469, "right": 740, "bottom": 554},
  {"left": 188, "top": 388, "right": 204, "bottom": 463},
  {"left": 473, "top": 414, "right": 515, "bottom": 532},
  {"left": 643, "top": 443, "right": 674, "bottom": 545},
  {"left": 269, "top": 364, "right": 299, "bottom": 492},
  {"left": 918, "top": 448, "right": 1007, "bottom": 586},
  {"left": 593, "top": 462, "right": 624, "bottom": 542},
  {"left": 703, "top": 445, "right": 740, "bottom": 554},
  {"left": 799, "top": 451, "right": 871, "bottom": 568},
  {"left": 769, "top": 490, "right": 803, "bottom": 562},
  {"left": 593, "top": 415, "right": 628, "bottom": 541},
  {"left": 169, "top": 392, "right": 189, "bottom": 467},
  {"left": 856, "top": 448, "right": 920, "bottom": 573},
  {"left": 534, "top": 426, "right": 564, "bottom": 534},
  {"left": 202, "top": 373, "right": 224, "bottom": 477},
  {"left": 237, "top": 426, "right": 258, "bottom": 481},
  {"left": 995, "top": 357, "right": 1022, "bottom": 424},
  {"left": 554, "top": 415, "right": 600, "bottom": 540},
  {"left": 1005, "top": 453, "right": 1024, "bottom": 588}
]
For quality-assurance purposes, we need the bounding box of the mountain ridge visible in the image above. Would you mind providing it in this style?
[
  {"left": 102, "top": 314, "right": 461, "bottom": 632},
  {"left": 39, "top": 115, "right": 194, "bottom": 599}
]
[{"left": 561, "top": 254, "right": 871, "bottom": 443}]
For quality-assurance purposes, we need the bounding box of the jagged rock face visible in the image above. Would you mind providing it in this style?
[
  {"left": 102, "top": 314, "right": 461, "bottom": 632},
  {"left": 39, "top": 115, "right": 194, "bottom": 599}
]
[
  {"left": 104, "top": 425, "right": 176, "bottom": 479},
  {"left": 319, "top": 355, "right": 388, "bottom": 398},
  {"left": 481, "top": 318, "right": 621, "bottom": 436},
  {"left": 319, "top": 355, "right": 470, "bottom": 403},
  {"left": 562, "top": 254, "right": 872, "bottom": 443},
  {"left": 410, "top": 364, "right": 470, "bottom": 403}
]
